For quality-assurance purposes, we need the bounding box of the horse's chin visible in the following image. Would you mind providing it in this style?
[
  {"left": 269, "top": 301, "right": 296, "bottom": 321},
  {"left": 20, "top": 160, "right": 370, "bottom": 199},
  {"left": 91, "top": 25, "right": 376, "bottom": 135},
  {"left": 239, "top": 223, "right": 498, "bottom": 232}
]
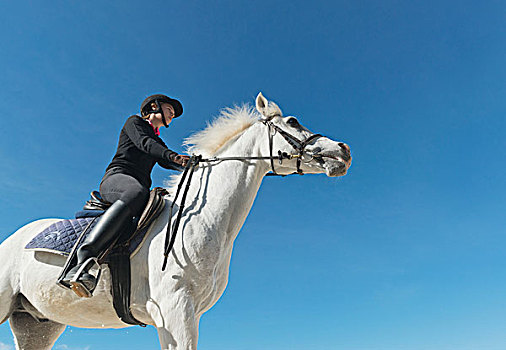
[{"left": 324, "top": 160, "right": 350, "bottom": 177}]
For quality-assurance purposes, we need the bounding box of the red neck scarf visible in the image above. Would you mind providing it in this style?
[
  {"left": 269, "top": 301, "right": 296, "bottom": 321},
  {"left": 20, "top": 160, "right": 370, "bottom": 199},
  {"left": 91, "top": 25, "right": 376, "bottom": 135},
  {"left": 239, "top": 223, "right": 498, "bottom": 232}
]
[{"left": 147, "top": 120, "right": 160, "bottom": 136}]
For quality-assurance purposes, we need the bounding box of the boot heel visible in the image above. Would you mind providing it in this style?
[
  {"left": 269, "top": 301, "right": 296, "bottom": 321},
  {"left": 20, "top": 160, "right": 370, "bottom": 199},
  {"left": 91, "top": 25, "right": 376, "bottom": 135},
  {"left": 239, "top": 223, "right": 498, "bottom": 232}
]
[
  {"left": 70, "top": 281, "right": 93, "bottom": 298},
  {"left": 70, "top": 257, "right": 101, "bottom": 298}
]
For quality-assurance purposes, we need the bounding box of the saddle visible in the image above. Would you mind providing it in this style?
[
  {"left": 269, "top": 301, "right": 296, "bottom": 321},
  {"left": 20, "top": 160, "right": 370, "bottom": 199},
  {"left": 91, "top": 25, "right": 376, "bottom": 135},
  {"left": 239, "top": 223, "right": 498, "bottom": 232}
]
[
  {"left": 83, "top": 190, "right": 111, "bottom": 210},
  {"left": 57, "top": 187, "right": 168, "bottom": 326},
  {"left": 81, "top": 189, "right": 167, "bottom": 233}
]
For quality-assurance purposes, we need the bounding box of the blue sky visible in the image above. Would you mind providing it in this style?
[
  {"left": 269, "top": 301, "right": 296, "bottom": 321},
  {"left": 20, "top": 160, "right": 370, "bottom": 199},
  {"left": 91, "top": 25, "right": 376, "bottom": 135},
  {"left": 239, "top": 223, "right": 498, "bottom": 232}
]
[{"left": 1, "top": 0, "right": 506, "bottom": 349}]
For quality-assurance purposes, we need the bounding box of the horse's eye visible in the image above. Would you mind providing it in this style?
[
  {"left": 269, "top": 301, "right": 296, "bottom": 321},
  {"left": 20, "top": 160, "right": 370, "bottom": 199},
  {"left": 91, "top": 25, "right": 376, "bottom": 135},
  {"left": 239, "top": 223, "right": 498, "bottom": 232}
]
[{"left": 286, "top": 118, "right": 300, "bottom": 128}]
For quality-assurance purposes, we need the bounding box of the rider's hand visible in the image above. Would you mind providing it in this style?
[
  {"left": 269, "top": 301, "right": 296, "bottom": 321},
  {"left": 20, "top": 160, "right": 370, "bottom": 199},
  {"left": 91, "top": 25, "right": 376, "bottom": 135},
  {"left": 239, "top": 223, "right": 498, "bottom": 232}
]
[{"left": 173, "top": 154, "right": 190, "bottom": 167}]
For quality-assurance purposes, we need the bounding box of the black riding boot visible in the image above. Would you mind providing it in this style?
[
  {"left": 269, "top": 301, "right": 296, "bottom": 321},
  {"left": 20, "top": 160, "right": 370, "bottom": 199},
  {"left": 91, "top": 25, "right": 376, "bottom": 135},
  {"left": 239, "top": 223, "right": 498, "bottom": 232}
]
[{"left": 63, "top": 200, "right": 133, "bottom": 297}]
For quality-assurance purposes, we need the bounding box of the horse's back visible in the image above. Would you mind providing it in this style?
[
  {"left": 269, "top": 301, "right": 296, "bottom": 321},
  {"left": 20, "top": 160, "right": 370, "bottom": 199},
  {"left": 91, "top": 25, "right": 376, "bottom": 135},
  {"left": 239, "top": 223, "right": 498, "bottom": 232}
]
[
  {"left": 0, "top": 219, "right": 61, "bottom": 287},
  {"left": 0, "top": 218, "right": 62, "bottom": 255}
]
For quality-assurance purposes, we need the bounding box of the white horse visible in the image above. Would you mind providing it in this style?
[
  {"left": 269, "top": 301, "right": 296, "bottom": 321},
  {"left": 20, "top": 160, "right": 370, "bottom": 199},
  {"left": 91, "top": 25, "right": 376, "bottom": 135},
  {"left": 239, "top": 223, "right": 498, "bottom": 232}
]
[{"left": 0, "top": 93, "right": 351, "bottom": 349}]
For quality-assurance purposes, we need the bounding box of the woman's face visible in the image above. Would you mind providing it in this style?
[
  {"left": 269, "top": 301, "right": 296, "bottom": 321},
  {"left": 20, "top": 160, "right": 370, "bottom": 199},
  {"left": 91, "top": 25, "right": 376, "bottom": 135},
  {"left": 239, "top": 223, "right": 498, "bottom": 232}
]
[
  {"left": 160, "top": 103, "right": 175, "bottom": 125},
  {"left": 149, "top": 102, "right": 175, "bottom": 127}
]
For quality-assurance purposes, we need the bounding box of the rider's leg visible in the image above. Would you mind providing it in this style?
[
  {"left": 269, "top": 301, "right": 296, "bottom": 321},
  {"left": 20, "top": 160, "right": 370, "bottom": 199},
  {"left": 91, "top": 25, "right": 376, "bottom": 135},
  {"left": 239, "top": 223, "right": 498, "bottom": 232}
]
[
  {"left": 63, "top": 173, "right": 149, "bottom": 297},
  {"left": 99, "top": 173, "right": 151, "bottom": 217},
  {"left": 63, "top": 199, "right": 133, "bottom": 296}
]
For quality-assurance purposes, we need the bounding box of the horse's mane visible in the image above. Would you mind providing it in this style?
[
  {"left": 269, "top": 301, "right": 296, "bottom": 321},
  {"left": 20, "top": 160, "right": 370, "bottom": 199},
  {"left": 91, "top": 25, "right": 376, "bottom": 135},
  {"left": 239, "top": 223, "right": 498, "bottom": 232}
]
[
  {"left": 165, "top": 99, "right": 284, "bottom": 189},
  {"left": 183, "top": 104, "right": 259, "bottom": 157},
  {"left": 164, "top": 104, "right": 259, "bottom": 189}
]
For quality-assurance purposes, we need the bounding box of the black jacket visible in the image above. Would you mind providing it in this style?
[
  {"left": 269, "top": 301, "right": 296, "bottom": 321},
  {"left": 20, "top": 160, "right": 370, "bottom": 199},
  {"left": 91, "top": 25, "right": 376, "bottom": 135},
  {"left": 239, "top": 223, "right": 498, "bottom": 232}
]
[{"left": 103, "top": 115, "right": 182, "bottom": 188}]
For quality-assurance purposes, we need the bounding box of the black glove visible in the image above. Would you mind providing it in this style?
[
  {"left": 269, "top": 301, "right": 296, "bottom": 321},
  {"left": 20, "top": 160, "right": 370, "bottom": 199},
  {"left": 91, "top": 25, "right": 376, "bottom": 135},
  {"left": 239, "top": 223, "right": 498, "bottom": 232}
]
[{"left": 170, "top": 154, "right": 190, "bottom": 167}]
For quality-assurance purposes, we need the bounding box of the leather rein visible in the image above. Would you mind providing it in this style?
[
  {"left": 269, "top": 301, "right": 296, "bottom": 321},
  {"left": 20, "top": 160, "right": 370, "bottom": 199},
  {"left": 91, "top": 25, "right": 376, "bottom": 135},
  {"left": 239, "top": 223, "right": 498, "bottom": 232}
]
[{"left": 161, "top": 118, "right": 324, "bottom": 270}]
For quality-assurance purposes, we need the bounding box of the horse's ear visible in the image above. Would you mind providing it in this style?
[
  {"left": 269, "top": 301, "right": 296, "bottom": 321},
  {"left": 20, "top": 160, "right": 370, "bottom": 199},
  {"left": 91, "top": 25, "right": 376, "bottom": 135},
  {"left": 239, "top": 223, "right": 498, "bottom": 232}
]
[
  {"left": 256, "top": 92, "right": 268, "bottom": 115},
  {"left": 256, "top": 92, "right": 282, "bottom": 119}
]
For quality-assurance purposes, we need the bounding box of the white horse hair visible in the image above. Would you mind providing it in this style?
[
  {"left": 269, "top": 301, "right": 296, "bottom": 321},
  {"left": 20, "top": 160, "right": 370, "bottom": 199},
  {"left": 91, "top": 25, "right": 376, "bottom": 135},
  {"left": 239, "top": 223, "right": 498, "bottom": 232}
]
[
  {"left": 183, "top": 104, "right": 259, "bottom": 157},
  {"left": 0, "top": 93, "right": 351, "bottom": 349}
]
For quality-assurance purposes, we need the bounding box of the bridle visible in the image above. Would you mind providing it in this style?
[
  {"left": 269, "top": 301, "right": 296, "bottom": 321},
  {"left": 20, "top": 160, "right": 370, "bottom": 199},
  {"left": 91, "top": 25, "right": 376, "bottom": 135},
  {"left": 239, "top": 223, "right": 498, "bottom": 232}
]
[
  {"left": 262, "top": 118, "right": 323, "bottom": 175},
  {"left": 161, "top": 116, "right": 324, "bottom": 269},
  {"left": 199, "top": 116, "right": 324, "bottom": 176}
]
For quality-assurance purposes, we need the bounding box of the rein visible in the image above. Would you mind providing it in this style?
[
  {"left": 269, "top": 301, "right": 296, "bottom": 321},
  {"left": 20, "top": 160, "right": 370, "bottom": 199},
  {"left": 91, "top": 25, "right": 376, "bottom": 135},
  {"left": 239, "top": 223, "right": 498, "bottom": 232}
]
[
  {"left": 161, "top": 155, "right": 201, "bottom": 271},
  {"left": 161, "top": 119, "right": 324, "bottom": 270}
]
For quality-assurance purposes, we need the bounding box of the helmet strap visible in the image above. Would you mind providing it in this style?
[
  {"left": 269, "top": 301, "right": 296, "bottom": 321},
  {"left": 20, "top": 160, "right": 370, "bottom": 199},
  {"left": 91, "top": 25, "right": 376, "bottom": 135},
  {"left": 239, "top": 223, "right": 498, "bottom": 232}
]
[
  {"left": 143, "top": 100, "right": 169, "bottom": 128},
  {"left": 156, "top": 100, "right": 170, "bottom": 128}
]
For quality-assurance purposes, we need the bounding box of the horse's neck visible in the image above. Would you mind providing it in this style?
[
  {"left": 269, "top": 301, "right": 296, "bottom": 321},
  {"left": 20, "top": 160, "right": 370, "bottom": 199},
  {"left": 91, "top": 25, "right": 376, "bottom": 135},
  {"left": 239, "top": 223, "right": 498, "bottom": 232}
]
[{"left": 184, "top": 123, "right": 268, "bottom": 245}]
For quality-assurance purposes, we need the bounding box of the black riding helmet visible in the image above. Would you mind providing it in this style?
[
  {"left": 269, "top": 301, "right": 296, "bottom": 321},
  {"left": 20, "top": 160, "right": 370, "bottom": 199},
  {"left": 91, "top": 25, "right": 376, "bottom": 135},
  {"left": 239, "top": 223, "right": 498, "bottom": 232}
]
[{"left": 140, "top": 94, "right": 183, "bottom": 128}]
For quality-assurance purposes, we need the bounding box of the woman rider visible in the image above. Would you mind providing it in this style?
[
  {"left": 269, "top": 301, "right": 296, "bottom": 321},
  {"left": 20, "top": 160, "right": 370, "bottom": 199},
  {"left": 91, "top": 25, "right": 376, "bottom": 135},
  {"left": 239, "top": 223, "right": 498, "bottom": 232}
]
[{"left": 63, "top": 94, "right": 189, "bottom": 297}]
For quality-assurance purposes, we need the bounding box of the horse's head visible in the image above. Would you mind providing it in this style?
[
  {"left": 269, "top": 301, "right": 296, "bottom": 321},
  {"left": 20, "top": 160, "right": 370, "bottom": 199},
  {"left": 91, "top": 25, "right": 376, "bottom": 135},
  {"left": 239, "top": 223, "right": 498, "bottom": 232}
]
[{"left": 255, "top": 92, "right": 352, "bottom": 177}]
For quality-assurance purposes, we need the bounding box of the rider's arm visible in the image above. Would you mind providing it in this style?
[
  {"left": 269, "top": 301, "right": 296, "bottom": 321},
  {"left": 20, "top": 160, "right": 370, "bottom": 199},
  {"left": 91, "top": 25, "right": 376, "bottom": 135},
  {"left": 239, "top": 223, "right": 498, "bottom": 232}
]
[
  {"left": 157, "top": 158, "right": 185, "bottom": 172},
  {"left": 156, "top": 138, "right": 186, "bottom": 171},
  {"left": 123, "top": 116, "right": 178, "bottom": 162}
]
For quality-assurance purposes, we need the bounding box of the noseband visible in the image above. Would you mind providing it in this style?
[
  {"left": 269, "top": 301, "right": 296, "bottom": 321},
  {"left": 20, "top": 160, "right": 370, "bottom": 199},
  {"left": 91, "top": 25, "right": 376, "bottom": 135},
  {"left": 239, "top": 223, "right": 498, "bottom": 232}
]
[{"left": 263, "top": 119, "right": 323, "bottom": 175}]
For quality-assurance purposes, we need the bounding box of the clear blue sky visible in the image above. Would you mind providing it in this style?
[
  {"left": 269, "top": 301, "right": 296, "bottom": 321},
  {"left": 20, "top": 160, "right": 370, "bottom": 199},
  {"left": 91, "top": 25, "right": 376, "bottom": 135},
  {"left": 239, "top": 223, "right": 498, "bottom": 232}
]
[{"left": 1, "top": 1, "right": 505, "bottom": 349}]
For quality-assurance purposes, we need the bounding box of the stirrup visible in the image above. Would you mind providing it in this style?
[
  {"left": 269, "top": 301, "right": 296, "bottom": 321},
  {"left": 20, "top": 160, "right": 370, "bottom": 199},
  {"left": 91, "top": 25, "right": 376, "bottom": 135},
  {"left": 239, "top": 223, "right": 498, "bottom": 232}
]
[{"left": 69, "top": 257, "right": 101, "bottom": 298}]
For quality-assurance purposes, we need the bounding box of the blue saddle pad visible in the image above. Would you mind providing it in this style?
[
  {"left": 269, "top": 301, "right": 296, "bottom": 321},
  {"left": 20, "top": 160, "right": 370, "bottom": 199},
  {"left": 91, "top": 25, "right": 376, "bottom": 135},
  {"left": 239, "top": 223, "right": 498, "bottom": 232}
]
[{"left": 25, "top": 216, "right": 149, "bottom": 257}]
